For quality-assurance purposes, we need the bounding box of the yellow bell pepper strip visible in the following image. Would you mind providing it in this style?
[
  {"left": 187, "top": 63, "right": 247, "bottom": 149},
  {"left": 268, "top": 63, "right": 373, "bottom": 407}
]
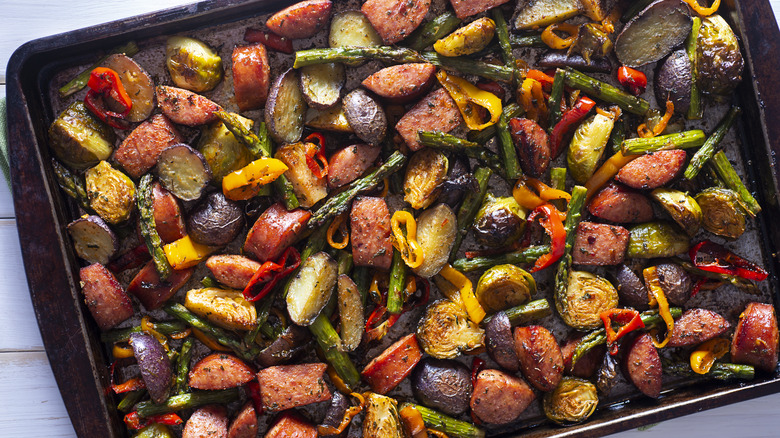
[
  {"left": 327, "top": 213, "right": 350, "bottom": 250},
  {"left": 519, "top": 77, "right": 547, "bottom": 122},
  {"left": 513, "top": 177, "right": 571, "bottom": 210},
  {"left": 643, "top": 266, "right": 675, "bottom": 348},
  {"left": 541, "top": 23, "right": 579, "bottom": 50},
  {"left": 222, "top": 157, "right": 289, "bottom": 201},
  {"left": 584, "top": 151, "right": 639, "bottom": 202},
  {"left": 391, "top": 211, "right": 425, "bottom": 269},
  {"left": 438, "top": 264, "right": 486, "bottom": 324},
  {"left": 327, "top": 366, "right": 353, "bottom": 395},
  {"left": 682, "top": 0, "right": 720, "bottom": 16},
  {"left": 437, "top": 70, "right": 503, "bottom": 131},
  {"left": 163, "top": 235, "right": 216, "bottom": 269},
  {"left": 637, "top": 100, "right": 675, "bottom": 138},
  {"left": 141, "top": 316, "right": 170, "bottom": 352},
  {"left": 318, "top": 392, "right": 367, "bottom": 436},
  {"left": 112, "top": 344, "right": 135, "bottom": 359},
  {"left": 690, "top": 338, "right": 730, "bottom": 374}
]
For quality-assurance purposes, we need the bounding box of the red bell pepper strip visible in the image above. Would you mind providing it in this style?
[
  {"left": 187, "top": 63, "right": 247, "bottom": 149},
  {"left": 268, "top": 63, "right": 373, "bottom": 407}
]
[
  {"left": 600, "top": 308, "right": 645, "bottom": 355},
  {"left": 617, "top": 66, "right": 647, "bottom": 96},
  {"left": 124, "top": 411, "right": 183, "bottom": 430},
  {"left": 243, "top": 28, "right": 294, "bottom": 53},
  {"left": 527, "top": 204, "right": 566, "bottom": 273},
  {"left": 112, "top": 377, "right": 146, "bottom": 394},
  {"left": 550, "top": 96, "right": 596, "bottom": 158},
  {"left": 689, "top": 240, "right": 768, "bottom": 281},
  {"left": 246, "top": 379, "right": 265, "bottom": 415},
  {"left": 470, "top": 357, "right": 486, "bottom": 389},
  {"left": 84, "top": 67, "right": 133, "bottom": 129},
  {"left": 304, "top": 133, "right": 329, "bottom": 178},
  {"left": 475, "top": 80, "right": 506, "bottom": 100},
  {"left": 243, "top": 247, "right": 301, "bottom": 302},
  {"left": 526, "top": 69, "right": 555, "bottom": 92}
]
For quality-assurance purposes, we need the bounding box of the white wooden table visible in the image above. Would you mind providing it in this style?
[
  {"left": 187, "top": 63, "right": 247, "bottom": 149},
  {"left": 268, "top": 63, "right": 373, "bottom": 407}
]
[{"left": 2, "top": 1, "right": 780, "bottom": 436}]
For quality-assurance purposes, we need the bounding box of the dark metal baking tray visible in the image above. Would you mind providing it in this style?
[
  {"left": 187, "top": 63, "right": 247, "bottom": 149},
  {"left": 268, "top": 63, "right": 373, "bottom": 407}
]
[{"left": 6, "top": 0, "right": 780, "bottom": 436}]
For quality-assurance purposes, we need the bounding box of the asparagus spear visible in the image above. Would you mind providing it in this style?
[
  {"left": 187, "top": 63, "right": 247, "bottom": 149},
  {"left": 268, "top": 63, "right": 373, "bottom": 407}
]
[
  {"left": 418, "top": 131, "right": 505, "bottom": 177},
  {"left": 174, "top": 338, "right": 193, "bottom": 395},
  {"left": 496, "top": 102, "right": 523, "bottom": 180},
  {"left": 309, "top": 312, "right": 361, "bottom": 389},
  {"left": 353, "top": 266, "right": 371, "bottom": 307},
  {"left": 483, "top": 299, "right": 552, "bottom": 326},
  {"left": 709, "top": 150, "right": 761, "bottom": 216},
  {"left": 553, "top": 186, "right": 587, "bottom": 317},
  {"left": 400, "top": 403, "right": 486, "bottom": 438},
  {"left": 492, "top": 8, "right": 517, "bottom": 82},
  {"left": 337, "top": 250, "right": 353, "bottom": 276},
  {"left": 136, "top": 389, "right": 240, "bottom": 417},
  {"left": 294, "top": 46, "right": 425, "bottom": 68},
  {"left": 421, "top": 52, "right": 515, "bottom": 83},
  {"left": 308, "top": 151, "right": 406, "bottom": 228},
  {"left": 663, "top": 361, "right": 755, "bottom": 381},
  {"left": 387, "top": 249, "right": 407, "bottom": 314},
  {"left": 686, "top": 17, "right": 703, "bottom": 120},
  {"left": 468, "top": 103, "right": 523, "bottom": 145},
  {"left": 509, "top": 34, "right": 547, "bottom": 49},
  {"left": 405, "top": 11, "right": 462, "bottom": 51},
  {"left": 163, "top": 303, "right": 257, "bottom": 361},
  {"left": 551, "top": 167, "right": 566, "bottom": 190},
  {"left": 564, "top": 68, "right": 650, "bottom": 115},
  {"left": 609, "top": 116, "right": 627, "bottom": 154},
  {"left": 58, "top": 41, "right": 140, "bottom": 98},
  {"left": 452, "top": 245, "right": 549, "bottom": 272},
  {"left": 137, "top": 174, "right": 172, "bottom": 280},
  {"left": 101, "top": 321, "right": 187, "bottom": 344},
  {"left": 51, "top": 159, "right": 92, "bottom": 211},
  {"left": 685, "top": 107, "right": 741, "bottom": 179},
  {"left": 548, "top": 69, "right": 566, "bottom": 131},
  {"left": 117, "top": 389, "right": 145, "bottom": 413},
  {"left": 244, "top": 292, "right": 275, "bottom": 345},
  {"left": 449, "top": 167, "right": 493, "bottom": 261},
  {"left": 621, "top": 130, "right": 706, "bottom": 155}
]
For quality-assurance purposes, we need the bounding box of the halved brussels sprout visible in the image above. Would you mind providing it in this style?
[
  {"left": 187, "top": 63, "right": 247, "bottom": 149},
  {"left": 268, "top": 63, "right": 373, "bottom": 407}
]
[
  {"left": 185, "top": 287, "right": 258, "bottom": 331},
  {"left": 198, "top": 115, "right": 253, "bottom": 183},
  {"left": 475, "top": 264, "right": 536, "bottom": 314},
  {"left": 543, "top": 377, "right": 599, "bottom": 425},
  {"left": 404, "top": 149, "right": 448, "bottom": 210},
  {"left": 417, "top": 300, "right": 485, "bottom": 359},
  {"left": 567, "top": 110, "right": 616, "bottom": 183},
  {"left": 650, "top": 188, "right": 702, "bottom": 237},
  {"left": 695, "top": 187, "right": 746, "bottom": 239},
  {"left": 558, "top": 271, "right": 618, "bottom": 330},
  {"left": 433, "top": 17, "right": 496, "bottom": 57},
  {"left": 473, "top": 194, "right": 526, "bottom": 247},
  {"left": 627, "top": 221, "right": 691, "bottom": 258},
  {"left": 413, "top": 204, "right": 458, "bottom": 278},
  {"left": 133, "top": 423, "right": 174, "bottom": 438},
  {"left": 697, "top": 15, "right": 743, "bottom": 96},
  {"left": 166, "top": 36, "right": 223, "bottom": 93},
  {"left": 363, "top": 393, "right": 406, "bottom": 438},
  {"left": 48, "top": 101, "right": 115, "bottom": 170},
  {"left": 570, "top": 23, "right": 613, "bottom": 64},
  {"left": 85, "top": 161, "right": 136, "bottom": 224}
]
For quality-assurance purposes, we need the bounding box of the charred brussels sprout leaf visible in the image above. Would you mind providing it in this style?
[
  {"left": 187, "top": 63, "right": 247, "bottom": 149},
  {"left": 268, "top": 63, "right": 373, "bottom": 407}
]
[
  {"left": 569, "top": 23, "right": 613, "bottom": 64},
  {"left": 363, "top": 393, "right": 406, "bottom": 438},
  {"left": 85, "top": 161, "right": 136, "bottom": 224},
  {"left": 404, "top": 149, "right": 449, "bottom": 210},
  {"left": 697, "top": 15, "right": 743, "bottom": 96},
  {"left": 627, "top": 221, "right": 691, "bottom": 258},
  {"left": 475, "top": 264, "right": 536, "bottom": 314},
  {"left": 166, "top": 36, "right": 223, "bottom": 93},
  {"left": 559, "top": 271, "right": 618, "bottom": 330},
  {"left": 48, "top": 101, "right": 115, "bottom": 170},
  {"left": 198, "top": 116, "right": 253, "bottom": 183},
  {"left": 543, "top": 377, "right": 599, "bottom": 425},
  {"left": 695, "top": 187, "right": 746, "bottom": 239},
  {"left": 651, "top": 188, "right": 702, "bottom": 237},
  {"left": 473, "top": 194, "right": 526, "bottom": 247},
  {"left": 417, "top": 300, "right": 485, "bottom": 359}
]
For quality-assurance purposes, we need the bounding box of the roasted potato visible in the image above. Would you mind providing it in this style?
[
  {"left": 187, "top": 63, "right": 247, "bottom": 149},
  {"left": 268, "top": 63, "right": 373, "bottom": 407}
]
[
  {"left": 185, "top": 287, "right": 258, "bottom": 331},
  {"left": 343, "top": 88, "right": 387, "bottom": 146},
  {"left": 85, "top": 161, "right": 136, "bottom": 224},
  {"left": 48, "top": 101, "right": 115, "bottom": 170},
  {"left": 615, "top": 0, "right": 692, "bottom": 67},
  {"left": 265, "top": 68, "right": 307, "bottom": 144}
]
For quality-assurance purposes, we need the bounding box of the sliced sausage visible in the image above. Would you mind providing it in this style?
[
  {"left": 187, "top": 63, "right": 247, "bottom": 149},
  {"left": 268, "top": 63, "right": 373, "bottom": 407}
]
[
  {"left": 396, "top": 88, "right": 463, "bottom": 151},
  {"left": 361, "top": 0, "right": 431, "bottom": 44},
  {"left": 350, "top": 196, "right": 393, "bottom": 270},
  {"left": 79, "top": 263, "right": 133, "bottom": 330},
  {"left": 183, "top": 405, "right": 229, "bottom": 438},
  {"left": 470, "top": 369, "right": 535, "bottom": 424},
  {"left": 362, "top": 333, "right": 422, "bottom": 394},
  {"left": 257, "top": 363, "right": 331, "bottom": 411},
  {"left": 189, "top": 353, "right": 254, "bottom": 390},
  {"left": 449, "top": 0, "right": 510, "bottom": 18},
  {"left": 113, "top": 114, "right": 182, "bottom": 178},
  {"left": 615, "top": 149, "right": 687, "bottom": 190},
  {"left": 588, "top": 182, "right": 654, "bottom": 223},
  {"left": 561, "top": 336, "right": 606, "bottom": 379},
  {"left": 243, "top": 202, "right": 311, "bottom": 263},
  {"left": 206, "top": 255, "right": 261, "bottom": 289},
  {"left": 232, "top": 43, "right": 271, "bottom": 112},
  {"left": 668, "top": 308, "right": 730, "bottom": 347},
  {"left": 227, "top": 403, "right": 257, "bottom": 438},
  {"left": 509, "top": 117, "right": 551, "bottom": 178},
  {"left": 731, "top": 302, "right": 779, "bottom": 373},
  {"left": 265, "top": 411, "right": 318, "bottom": 438},
  {"left": 328, "top": 143, "right": 381, "bottom": 188},
  {"left": 127, "top": 261, "right": 194, "bottom": 310},
  {"left": 152, "top": 182, "right": 186, "bottom": 243},
  {"left": 155, "top": 85, "right": 221, "bottom": 127},
  {"left": 514, "top": 325, "right": 564, "bottom": 392},
  {"left": 361, "top": 63, "right": 437, "bottom": 103},
  {"left": 624, "top": 333, "right": 662, "bottom": 398},
  {"left": 266, "top": 0, "right": 333, "bottom": 39},
  {"left": 656, "top": 262, "right": 693, "bottom": 306},
  {"left": 572, "top": 222, "right": 629, "bottom": 266},
  {"left": 614, "top": 264, "right": 649, "bottom": 310}
]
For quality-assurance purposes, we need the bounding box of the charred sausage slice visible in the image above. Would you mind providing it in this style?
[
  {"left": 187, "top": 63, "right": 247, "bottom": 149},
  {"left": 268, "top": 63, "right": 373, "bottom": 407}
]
[
  {"left": 395, "top": 88, "right": 463, "bottom": 151},
  {"left": 266, "top": 0, "right": 333, "bottom": 39},
  {"left": 79, "top": 263, "right": 133, "bottom": 330},
  {"left": 470, "top": 369, "right": 535, "bottom": 424},
  {"left": 227, "top": 403, "right": 258, "bottom": 438},
  {"left": 361, "top": 0, "right": 431, "bottom": 44},
  {"left": 183, "top": 405, "right": 229, "bottom": 438},
  {"left": 572, "top": 222, "right": 629, "bottom": 266},
  {"left": 561, "top": 336, "right": 606, "bottom": 379},
  {"left": 327, "top": 144, "right": 381, "bottom": 188},
  {"left": 156, "top": 85, "right": 221, "bottom": 126},
  {"left": 509, "top": 117, "right": 551, "bottom": 178},
  {"left": 449, "top": 0, "right": 511, "bottom": 19},
  {"left": 615, "top": 149, "right": 687, "bottom": 190},
  {"left": 514, "top": 325, "right": 564, "bottom": 391},
  {"left": 361, "top": 63, "right": 436, "bottom": 103},
  {"left": 731, "top": 302, "right": 779, "bottom": 373},
  {"left": 588, "top": 182, "right": 654, "bottom": 223},
  {"left": 243, "top": 202, "right": 311, "bottom": 263},
  {"left": 206, "top": 255, "right": 261, "bottom": 290},
  {"left": 127, "top": 260, "right": 194, "bottom": 310},
  {"left": 256, "top": 363, "right": 331, "bottom": 411},
  {"left": 189, "top": 353, "right": 255, "bottom": 390},
  {"left": 350, "top": 196, "right": 393, "bottom": 270},
  {"left": 265, "top": 411, "right": 318, "bottom": 438},
  {"left": 232, "top": 43, "right": 271, "bottom": 111},
  {"left": 152, "top": 182, "right": 186, "bottom": 243},
  {"left": 624, "top": 333, "right": 662, "bottom": 398},
  {"left": 668, "top": 308, "right": 730, "bottom": 347},
  {"left": 114, "top": 114, "right": 182, "bottom": 178}
]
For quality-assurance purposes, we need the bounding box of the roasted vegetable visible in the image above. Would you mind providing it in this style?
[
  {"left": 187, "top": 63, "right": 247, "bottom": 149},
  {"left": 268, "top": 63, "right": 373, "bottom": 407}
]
[
  {"left": 129, "top": 332, "right": 173, "bottom": 404},
  {"left": 343, "top": 88, "right": 387, "bottom": 146},
  {"left": 363, "top": 393, "right": 406, "bottom": 438},
  {"left": 329, "top": 10, "right": 383, "bottom": 49},
  {"left": 413, "top": 204, "right": 458, "bottom": 278},
  {"left": 85, "top": 161, "right": 136, "bottom": 224},
  {"left": 275, "top": 142, "right": 328, "bottom": 208},
  {"left": 48, "top": 101, "right": 115, "bottom": 170},
  {"left": 300, "top": 63, "right": 345, "bottom": 109},
  {"left": 513, "top": 0, "right": 581, "bottom": 30},
  {"left": 655, "top": 50, "right": 693, "bottom": 114},
  {"left": 306, "top": 106, "right": 354, "bottom": 132},
  {"left": 186, "top": 192, "right": 244, "bottom": 247},
  {"left": 256, "top": 325, "right": 311, "bottom": 367},
  {"left": 184, "top": 288, "right": 257, "bottom": 331},
  {"left": 404, "top": 149, "right": 449, "bottom": 210},
  {"left": 337, "top": 275, "right": 363, "bottom": 351},
  {"left": 569, "top": 23, "right": 613, "bottom": 64},
  {"left": 651, "top": 188, "right": 702, "bottom": 237},
  {"left": 417, "top": 300, "right": 484, "bottom": 359},
  {"left": 411, "top": 358, "right": 472, "bottom": 416},
  {"left": 615, "top": 0, "right": 692, "bottom": 67},
  {"left": 165, "top": 36, "right": 223, "bottom": 92},
  {"left": 434, "top": 17, "right": 496, "bottom": 57},
  {"left": 101, "top": 54, "right": 156, "bottom": 122},
  {"left": 197, "top": 116, "right": 253, "bottom": 183},
  {"left": 485, "top": 311, "right": 520, "bottom": 371},
  {"left": 133, "top": 424, "right": 174, "bottom": 438},
  {"left": 695, "top": 187, "right": 747, "bottom": 239},
  {"left": 286, "top": 251, "right": 338, "bottom": 326},
  {"left": 265, "top": 68, "right": 307, "bottom": 144},
  {"left": 67, "top": 215, "right": 117, "bottom": 265},
  {"left": 473, "top": 194, "right": 526, "bottom": 247},
  {"left": 156, "top": 144, "right": 212, "bottom": 202},
  {"left": 627, "top": 221, "right": 691, "bottom": 258},
  {"left": 697, "top": 15, "right": 744, "bottom": 95},
  {"left": 543, "top": 377, "right": 598, "bottom": 425},
  {"left": 559, "top": 271, "right": 619, "bottom": 330},
  {"left": 567, "top": 110, "right": 616, "bottom": 184},
  {"left": 475, "top": 264, "right": 535, "bottom": 314}
]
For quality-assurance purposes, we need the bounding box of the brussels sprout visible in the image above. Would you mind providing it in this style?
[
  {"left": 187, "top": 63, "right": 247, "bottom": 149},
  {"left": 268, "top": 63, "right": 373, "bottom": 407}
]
[
  {"left": 48, "top": 101, "right": 115, "bottom": 170},
  {"left": 570, "top": 23, "right": 613, "bottom": 64},
  {"left": 404, "top": 149, "right": 448, "bottom": 210},
  {"left": 559, "top": 271, "right": 619, "bottom": 330},
  {"left": 85, "top": 161, "right": 136, "bottom": 224},
  {"left": 475, "top": 264, "right": 536, "bottom": 314},
  {"left": 433, "top": 17, "right": 496, "bottom": 57},
  {"left": 133, "top": 423, "right": 173, "bottom": 438},
  {"left": 166, "top": 36, "right": 223, "bottom": 92},
  {"left": 627, "top": 221, "right": 691, "bottom": 258},
  {"left": 363, "top": 393, "right": 406, "bottom": 438},
  {"left": 650, "top": 188, "right": 702, "bottom": 236},
  {"left": 543, "top": 377, "right": 599, "bottom": 425},
  {"left": 695, "top": 187, "right": 746, "bottom": 239},
  {"left": 197, "top": 115, "right": 253, "bottom": 182},
  {"left": 417, "top": 300, "right": 485, "bottom": 359},
  {"left": 473, "top": 194, "right": 526, "bottom": 247},
  {"left": 567, "top": 111, "right": 615, "bottom": 183},
  {"left": 697, "top": 15, "right": 743, "bottom": 96},
  {"left": 413, "top": 204, "right": 458, "bottom": 278}
]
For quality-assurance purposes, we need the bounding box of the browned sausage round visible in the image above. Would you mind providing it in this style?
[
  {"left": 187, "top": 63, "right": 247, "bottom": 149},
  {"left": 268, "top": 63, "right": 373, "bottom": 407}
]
[
  {"left": 624, "top": 333, "right": 662, "bottom": 398},
  {"left": 183, "top": 405, "right": 229, "bottom": 438},
  {"left": 350, "top": 196, "right": 393, "bottom": 270},
  {"left": 572, "top": 222, "right": 629, "bottom": 266},
  {"left": 155, "top": 85, "right": 221, "bottom": 126},
  {"left": 450, "top": 0, "right": 510, "bottom": 19},
  {"left": 243, "top": 203, "right": 311, "bottom": 263},
  {"left": 395, "top": 88, "right": 463, "bottom": 151},
  {"left": 668, "top": 308, "right": 730, "bottom": 347},
  {"left": 731, "top": 302, "right": 779, "bottom": 373},
  {"left": 205, "top": 255, "right": 261, "bottom": 290},
  {"left": 266, "top": 0, "right": 333, "bottom": 39},
  {"left": 152, "top": 182, "right": 186, "bottom": 243},
  {"left": 189, "top": 354, "right": 255, "bottom": 390},
  {"left": 79, "top": 263, "right": 133, "bottom": 330},
  {"left": 509, "top": 117, "right": 551, "bottom": 178},
  {"left": 127, "top": 260, "right": 193, "bottom": 311},
  {"left": 588, "top": 182, "right": 654, "bottom": 223},
  {"left": 615, "top": 149, "right": 687, "bottom": 190},
  {"left": 232, "top": 43, "right": 271, "bottom": 112},
  {"left": 362, "top": 0, "right": 430, "bottom": 44},
  {"left": 327, "top": 144, "right": 381, "bottom": 188},
  {"left": 470, "top": 369, "right": 535, "bottom": 424},
  {"left": 114, "top": 114, "right": 182, "bottom": 178},
  {"left": 514, "top": 325, "right": 564, "bottom": 391},
  {"left": 227, "top": 403, "right": 257, "bottom": 438},
  {"left": 561, "top": 336, "right": 606, "bottom": 379},
  {"left": 362, "top": 63, "right": 437, "bottom": 104}
]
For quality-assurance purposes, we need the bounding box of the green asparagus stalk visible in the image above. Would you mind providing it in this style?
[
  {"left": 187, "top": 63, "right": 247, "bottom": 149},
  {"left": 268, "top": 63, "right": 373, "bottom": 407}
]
[
  {"left": 450, "top": 167, "right": 493, "bottom": 261},
  {"left": 405, "top": 11, "right": 462, "bottom": 51},
  {"left": 551, "top": 167, "right": 566, "bottom": 190},
  {"left": 309, "top": 151, "right": 406, "bottom": 228},
  {"left": 353, "top": 266, "right": 371, "bottom": 307},
  {"left": 400, "top": 403, "right": 486, "bottom": 438},
  {"left": 136, "top": 389, "right": 240, "bottom": 417},
  {"left": 309, "top": 312, "right": 361, "bottom": 389},
  {"left": 564, "top": 68, "right": 650, "bottom": 115},
  {"left": 621, "top": 130, "right": 706, "bottom": 155},
  {"left": 685, "top": 107, "right": 741, "bottom": 179},
  {"left": 163, "top": 303, "right": 257, "bottom": 361},
  {"left": 509, "top": 34, "right": 547, "bottom": 48},
  {"left": 174, "top": 338, "right": 193, "bottom": 394},
  {"left": 58, "top": 41, "right": 140, "bottom": 98},
  {"left": 117, "top": 389, "right": 145, "bottom": 413},
  {"left": 51, "top": 159, "right": 92, "bottom": 211},
  {"left": 483, "top": 299, "right": 552, "bottom": 326},
  {"left": 421, "top": 52, "right": 515, "bottom": 83},
  {"left": 609, "top": 116, "right": 627, "bottom": 154},
  {"left": 492, "top": 8, "right": 517, "bottom": 83},
  {"left": 294, "top": 46, "right": 425, "bottom": 68},
  {"left": 418, "top": 131, "right": 505, "bottom": 177},
  {"left": 337, "top": 250, "right": 353, "bottom": 276},
  {"left": 137, "top": 174, "right": 172, "bottom": 280},
  {"left": 387, "top": 249, "right": 407, "bottom": 314},
  {"left": 554, "top": 186, "right": 587, "bottom": 317},
  {"left": 200, "top": 276, "right": 218, "bottom": 288},
  {"left": 663, "top": 361, "right": 755, "bottom": 381},
  {"left": 452, "top": 245, "right": 549, "bottom": 272},
  {"left": 101, "top": 321, "right": 187, "bottom": 344},
  {"left": 710, "top": 150, "right": 762, "bottom": 216},
  {"left": 686, "top": 17, "right": 703, "bottom": 120},
  {"left": 496, "top": 103, "right": 523, "bottom": 180},
  {"left": 622, "top": 0, "right": 655, "bottom": 22},
  {"left": 244, "top": 293, "right": 275, "bottom": 345},
  {"left": 468, "top": 103, "right": 523, "bottom": 145},
  {"left": 548, "top": 69, "right": 566, "bottom": 131}
]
